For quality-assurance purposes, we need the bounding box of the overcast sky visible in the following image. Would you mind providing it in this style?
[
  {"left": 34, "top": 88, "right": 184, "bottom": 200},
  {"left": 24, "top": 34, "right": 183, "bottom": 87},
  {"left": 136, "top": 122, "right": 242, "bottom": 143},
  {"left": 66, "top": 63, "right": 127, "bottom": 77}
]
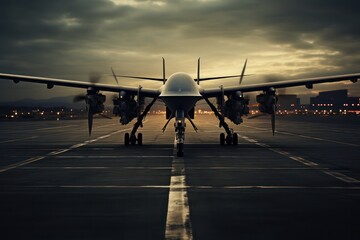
[{"left": 1, "top": 0, "right": 360, "bottom": 103}]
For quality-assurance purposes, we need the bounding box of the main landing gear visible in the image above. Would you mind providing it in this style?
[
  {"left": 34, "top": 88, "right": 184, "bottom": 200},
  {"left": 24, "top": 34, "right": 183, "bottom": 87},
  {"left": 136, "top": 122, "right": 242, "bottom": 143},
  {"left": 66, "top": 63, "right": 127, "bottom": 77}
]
[
  {"left": 124, "top": 132, "right": 143, "bottom": 146},
  {"left": 203, "top": 97, "right": 238, "bottom": 146},
  {"left": 219, "top": 132, "right": 238, "bottom": 145},
  {"left": 124, "top": 97, "right": 158, "bottom": 146}
]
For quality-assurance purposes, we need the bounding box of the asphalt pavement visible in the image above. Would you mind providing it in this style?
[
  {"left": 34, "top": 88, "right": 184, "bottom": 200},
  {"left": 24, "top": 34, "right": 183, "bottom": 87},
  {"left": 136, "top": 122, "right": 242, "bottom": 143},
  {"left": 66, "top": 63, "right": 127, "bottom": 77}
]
[{"left": 0, "top": 114, "right": 359, "bottom": 240}]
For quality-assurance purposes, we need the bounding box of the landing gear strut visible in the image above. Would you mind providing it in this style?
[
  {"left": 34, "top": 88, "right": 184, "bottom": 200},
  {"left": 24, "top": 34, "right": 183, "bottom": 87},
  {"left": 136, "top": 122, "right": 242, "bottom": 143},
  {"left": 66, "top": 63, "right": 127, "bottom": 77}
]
[
  {"left": 124, "top": 97, "right": 158, "bottom": 146},
  {"left": 203, "top": 97, "right": 238, "bottom": 146},
  {"left": 175, "top": 111, "right": 186, "bottom": 157}
]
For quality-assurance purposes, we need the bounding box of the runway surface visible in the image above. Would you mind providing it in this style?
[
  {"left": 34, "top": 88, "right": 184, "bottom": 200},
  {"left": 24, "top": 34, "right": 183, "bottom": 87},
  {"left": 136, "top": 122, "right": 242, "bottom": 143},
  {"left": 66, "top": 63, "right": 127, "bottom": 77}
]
[{"left": 0, "top": 115, "right": 359, "bottom": 240}]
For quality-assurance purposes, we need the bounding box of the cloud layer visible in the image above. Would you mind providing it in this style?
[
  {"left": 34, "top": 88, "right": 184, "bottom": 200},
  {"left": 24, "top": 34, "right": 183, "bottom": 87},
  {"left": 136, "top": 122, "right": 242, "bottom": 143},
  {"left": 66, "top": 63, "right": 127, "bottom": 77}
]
[{"left": 1, "top": 0, "right": 360, "bottom": 102}]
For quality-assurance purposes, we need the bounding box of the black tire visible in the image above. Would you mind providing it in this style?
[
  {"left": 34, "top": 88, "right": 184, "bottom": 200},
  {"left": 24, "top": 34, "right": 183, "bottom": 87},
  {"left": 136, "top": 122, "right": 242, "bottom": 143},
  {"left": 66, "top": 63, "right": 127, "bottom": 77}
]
[
  {"left": 138, "top": 133, "right": 143, "bottom": 146},
  {"left": 233, "top": 133, "right": 238, "bottom": 145},
  {"left": 226, "top": 135, "right": 232, "bottom": 145},
  {"left": 220, "top": 133, "right": 225, "bottom": 145},
  {"left": 130, "top": 135, "right": 136, "bottom": 145},
  {"left": 124, "top": 133, "right": 130, "bottom": 146},
  {"left": 177, "top": 143, "right": 184, "bottom": 157}
]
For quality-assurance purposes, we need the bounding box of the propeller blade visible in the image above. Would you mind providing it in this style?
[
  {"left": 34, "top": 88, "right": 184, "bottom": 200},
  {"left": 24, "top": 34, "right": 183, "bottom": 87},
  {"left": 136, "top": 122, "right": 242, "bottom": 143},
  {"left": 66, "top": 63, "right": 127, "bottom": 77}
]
[
  {"left": 271, "top": 104, "right": 276, "bottom": 136},
  {"left": 88, "top": 108, "right": 93, "bottom": 136},
  {"left": 89, "top": 72, "right": 102, "bottom": 84},
  {"left": 110, "top": 67, "right": 119, "bottom": 85},
  {"left": 219, "top": 84, "right": 224, "bottom": 127},
  {"left": 162, "top": 57, "right": 166, "bottom": 85},
  {"left": 137, "top": 85, "right": 142, "bottom": 118},
  {"left": 197, "top": 57, "right": 200, "bottom": 85},
  {"left": 73, "top": 95, "right": 86, "bottom": 103},
  {"left": 239, "top": 58, "right": 247, "bottom": 85}
]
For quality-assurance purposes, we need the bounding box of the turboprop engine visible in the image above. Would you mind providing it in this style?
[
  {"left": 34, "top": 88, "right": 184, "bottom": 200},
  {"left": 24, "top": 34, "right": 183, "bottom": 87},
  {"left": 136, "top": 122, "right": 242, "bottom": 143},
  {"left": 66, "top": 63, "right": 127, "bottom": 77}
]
[
  {"left": 256, "top": 88, "right": 278, "bottom": 114},
  {"left": 222, "top": 91, "right": 249, "bottom": 125},
  {"left": 73, "top": 87, "right": 107, "bottom": 135},
  {"left": 256, "top": 87, "right": 278, "bottom": 135},
  {"left": 112, "top": 91, "right": 140, "bottom": 124}
]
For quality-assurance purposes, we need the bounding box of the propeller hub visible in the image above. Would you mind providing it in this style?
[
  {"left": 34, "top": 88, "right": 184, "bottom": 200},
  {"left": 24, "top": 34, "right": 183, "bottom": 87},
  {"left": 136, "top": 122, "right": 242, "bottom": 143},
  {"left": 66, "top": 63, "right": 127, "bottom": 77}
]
[{"left": 87, "top": 87, "right": 97, "bottom": 95}]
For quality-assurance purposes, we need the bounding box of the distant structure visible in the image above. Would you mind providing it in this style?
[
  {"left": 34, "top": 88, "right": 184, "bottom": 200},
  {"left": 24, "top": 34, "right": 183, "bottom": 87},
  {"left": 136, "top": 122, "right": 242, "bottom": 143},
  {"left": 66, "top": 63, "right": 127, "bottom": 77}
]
[
  {"left": 277, "top": 94, "right": 301, "bottom": 111},
  {"left": 310, "top": 89, "right": 360, "bottom": 114}
]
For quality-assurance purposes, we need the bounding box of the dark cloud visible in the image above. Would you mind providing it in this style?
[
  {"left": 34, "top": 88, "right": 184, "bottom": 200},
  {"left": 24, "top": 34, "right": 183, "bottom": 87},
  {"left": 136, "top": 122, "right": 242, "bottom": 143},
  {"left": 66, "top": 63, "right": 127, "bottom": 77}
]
[{"left": 0, "top": 0, "right": 360, "bottom": 102}]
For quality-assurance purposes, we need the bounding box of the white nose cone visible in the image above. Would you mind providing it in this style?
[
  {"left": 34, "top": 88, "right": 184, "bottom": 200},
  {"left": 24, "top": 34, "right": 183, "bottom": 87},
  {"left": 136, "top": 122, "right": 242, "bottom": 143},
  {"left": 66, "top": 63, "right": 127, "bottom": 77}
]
[
  {"left": 160, "top": 72, "right": 201, "bottom": 97},
  {"left": 159, "top": 72, "right": 202, "bottom": 112}
]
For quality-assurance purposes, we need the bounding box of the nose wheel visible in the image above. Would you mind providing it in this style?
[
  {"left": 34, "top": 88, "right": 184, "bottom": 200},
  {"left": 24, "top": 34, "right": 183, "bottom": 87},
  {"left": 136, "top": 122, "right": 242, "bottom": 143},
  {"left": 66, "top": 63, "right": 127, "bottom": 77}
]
[
  {"left": 177, "top": 143, "right": 184, "bottom": 157},
  {"left": 220, "top": 132, "right": 238, "bottom": 145}
]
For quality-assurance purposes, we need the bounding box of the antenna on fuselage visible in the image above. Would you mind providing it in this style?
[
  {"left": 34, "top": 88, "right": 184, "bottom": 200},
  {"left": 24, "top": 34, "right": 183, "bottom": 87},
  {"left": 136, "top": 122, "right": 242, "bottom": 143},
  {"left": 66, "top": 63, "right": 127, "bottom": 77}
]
[
  {"left": 162, "top": 57, "right": 166, "bottom": 85},
  {"left": 197, "top": 57, "right": 200, "bottom": 85}
]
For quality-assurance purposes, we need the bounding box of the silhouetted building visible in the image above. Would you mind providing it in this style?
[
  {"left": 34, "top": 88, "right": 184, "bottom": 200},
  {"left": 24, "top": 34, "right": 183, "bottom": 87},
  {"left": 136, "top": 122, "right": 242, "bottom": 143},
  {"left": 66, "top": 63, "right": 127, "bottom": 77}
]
[
  {"left": 277, "top": 94, "right": 301, "bottom": 111},
  {"left": 310, "top": 89, "right": 360, "bottom": 114}
]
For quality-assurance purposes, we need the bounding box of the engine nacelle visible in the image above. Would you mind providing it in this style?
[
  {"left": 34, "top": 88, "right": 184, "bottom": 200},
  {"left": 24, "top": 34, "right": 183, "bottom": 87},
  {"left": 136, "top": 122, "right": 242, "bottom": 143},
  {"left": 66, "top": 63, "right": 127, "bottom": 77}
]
[
  {"left": 87, "top": 93, "right": 106, "bottom": 114},
  {"left": 223, "top": 92, "right": 249, "bottom": 125},
  {"left": 113, "top": 97, "right": 137, "bottom": 124},
  {"left": 256, "top": 93, "right": 278, "bottom": 114}
]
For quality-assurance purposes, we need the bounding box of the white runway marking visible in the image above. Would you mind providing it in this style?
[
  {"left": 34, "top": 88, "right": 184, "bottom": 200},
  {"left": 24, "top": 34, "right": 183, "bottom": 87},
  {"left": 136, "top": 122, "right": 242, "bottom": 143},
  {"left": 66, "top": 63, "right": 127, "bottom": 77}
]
[
  {"left": 323, "top": 171, "right": 360, "bottom": 183},
  {"left": 36, "top": 125, "right": 78, "bottom": 131},
  {"left": 55, "top": 155, "right": 172, "bottom": 159},
  {"left": 242, "top": 124, "right": 360, "bottom": 147},
  {"left": 20, "top": 166, "right": 172, "bottom": 170},
  {"left": 186, "top": 167, "right": 329, "bottom": 170},
  {"left": 0, "top": 128, "right": 131, "bottom": 173},
  {"left": 3, "top": 185, "right": 360, "bottom": 190},
  {"left": 17, "top": 166, "right": 328, "bottom": 171},
  {"left": 93, "top": 123, "right": 117, "bottom": 129},
  {"left": 239, "top": 135, "right": 360, "bottom": 184},
  {"left": 0, "top": 136, "right": 38, "bottom": 144},
  {"left": 61, "top": 185, "right": 170, "bottom": 189},
  {"left": 165, "top": 142, "right": 193, "bottom": 240},
  {"left": 0, "top": 156, "right": 46, "bottom": 173},
  {"left": 21, "top": 167, "right": 110, "bottom": 170}
]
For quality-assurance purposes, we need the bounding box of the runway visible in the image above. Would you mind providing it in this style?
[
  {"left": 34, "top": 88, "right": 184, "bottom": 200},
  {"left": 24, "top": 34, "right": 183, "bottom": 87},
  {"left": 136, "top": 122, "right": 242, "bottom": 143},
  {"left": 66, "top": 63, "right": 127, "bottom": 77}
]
[{"left": 0, "top": 115, "right": 359, "bottom": 239}]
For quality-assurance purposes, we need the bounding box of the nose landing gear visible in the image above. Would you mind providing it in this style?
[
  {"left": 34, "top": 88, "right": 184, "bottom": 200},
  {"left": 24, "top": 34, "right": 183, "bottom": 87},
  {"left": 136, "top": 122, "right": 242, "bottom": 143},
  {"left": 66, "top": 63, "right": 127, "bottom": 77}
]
[{"left": 175, "top": 118, "right": 185, "bottom": 157}]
